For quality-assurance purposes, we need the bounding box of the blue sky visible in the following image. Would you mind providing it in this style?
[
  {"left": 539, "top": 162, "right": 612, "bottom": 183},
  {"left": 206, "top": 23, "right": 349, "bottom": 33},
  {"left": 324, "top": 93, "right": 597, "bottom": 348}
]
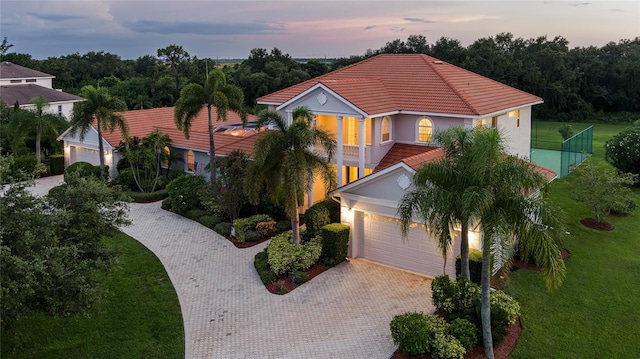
[{"left": 1, "top": 1, "right": 638, "bottom": 60}]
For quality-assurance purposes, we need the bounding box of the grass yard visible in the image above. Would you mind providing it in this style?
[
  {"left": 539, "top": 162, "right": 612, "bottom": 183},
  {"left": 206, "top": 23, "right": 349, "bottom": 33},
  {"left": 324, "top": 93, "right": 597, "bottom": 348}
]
[
  {"left": 506, "top": 121, "right": 640, "bottom": 358},
  {"left": 1, "top": 232, "right": 184, "bottom": 359}
]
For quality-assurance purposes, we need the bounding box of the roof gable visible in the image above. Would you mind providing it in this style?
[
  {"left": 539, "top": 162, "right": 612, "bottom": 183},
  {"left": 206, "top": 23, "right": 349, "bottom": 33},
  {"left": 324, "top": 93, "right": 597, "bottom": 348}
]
[{"left": 258, "top": 54, "right": 542, "bottom": 117}]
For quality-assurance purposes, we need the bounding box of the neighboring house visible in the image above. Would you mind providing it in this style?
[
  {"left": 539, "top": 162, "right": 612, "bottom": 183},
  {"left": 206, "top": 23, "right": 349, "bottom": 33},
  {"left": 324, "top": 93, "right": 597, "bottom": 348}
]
[
  {"left": 0, "top": 62, "right": 83, "bottom": 119},
  {"left": 57, "top": 106, "right": 259, "bottom": 179},
  {"left": 258, "top": 53, "right": 552, "bottom": 278}
]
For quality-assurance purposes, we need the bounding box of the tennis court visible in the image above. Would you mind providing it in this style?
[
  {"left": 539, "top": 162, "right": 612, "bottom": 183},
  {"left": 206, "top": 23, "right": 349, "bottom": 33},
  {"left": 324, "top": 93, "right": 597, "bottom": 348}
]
[{"left": 530, "top": 125, "right": 593, "bottom": 178}]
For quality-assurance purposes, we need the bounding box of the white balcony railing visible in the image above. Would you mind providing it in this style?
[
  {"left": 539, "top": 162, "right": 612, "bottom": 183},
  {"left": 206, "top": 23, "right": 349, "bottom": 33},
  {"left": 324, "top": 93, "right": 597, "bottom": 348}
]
[{"left": 314, "top": 143, "right": 371, "bottom": 164}]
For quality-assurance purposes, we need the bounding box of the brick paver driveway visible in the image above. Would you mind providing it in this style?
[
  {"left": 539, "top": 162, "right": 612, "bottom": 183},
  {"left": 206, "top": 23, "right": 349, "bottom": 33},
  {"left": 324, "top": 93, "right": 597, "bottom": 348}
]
[{"left": 29, "top": 176, "right": 435, "bottom": 359}]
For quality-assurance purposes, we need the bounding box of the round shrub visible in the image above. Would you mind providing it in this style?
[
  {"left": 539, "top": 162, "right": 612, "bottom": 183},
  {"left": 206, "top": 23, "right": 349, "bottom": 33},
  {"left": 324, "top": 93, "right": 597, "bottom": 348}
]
[
  {"left": 390, "top": 312, "right": 432, "bottom": 356},
  {"left": 64, "top": 161, "right": 101, "bottom": 182},
  {"left": 186, "top": 208, "right": 207, "bottom": 221},
  {"left": 431, "top": 275, "right": 456, "bottom": 314},
  {"left": 254, "top": 249, "right": 277, "bottom": 285},
  {"left": 256, "top": 221, "right": 277, "bottom": 238},
  {"left": 303, "top": 204, "right": 331, "bottom": 237},
  {"left": 166, "top": 174, "right": 206, "bottom": 215},
  {"left": 116, "top": 167, "right": 137, "bottom": 190},
  {"left": 455, "top": 249, "right": 483, "bottom": 284},
  {"left": 168, "top": 169, "right": 186, "bottom": 181},
  {"left": 198, "top": 215, "right": 222, "bottom": 229},
  {"left": 245, "top": 230, "right": 262, "bottom": 242},
  {"left": 161, "top": 197, "right": 172, "bottom": 211},
  {"left": 431, "top": 333, "right": 466, "bottom": 359},
  {"left": 214, "top": 222, "right": 232, "bottom": 236},
  {"left": 447, "top": 318, "right": 478, "bottom": 352},
  {"left": 605, "top": 123, "right": 640, "bottom": 181},
  {"left": 276, "top": 220, "right": 292, "bottom": 233},
  {"left": 490, "top": 290, "right": 520, "bottom": 326},
  {"left": 292, "top": 270, "right": 308, "bottom": 284},
  {"left": 266, "top": 231, "right": 322, "bottom": 276}
]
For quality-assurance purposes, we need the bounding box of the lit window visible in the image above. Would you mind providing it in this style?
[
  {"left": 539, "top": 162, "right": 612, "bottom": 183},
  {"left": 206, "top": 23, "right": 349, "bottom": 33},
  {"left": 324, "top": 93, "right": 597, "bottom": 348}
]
[
  {"left": 417, "top": 118, "right": 433, "bottom": 143},
  {"left": 477, "top": 118, "right": 487, "bottom": 128},
  {"left": 381, "top": 117, "right": 391, "bottom": 142},
  {"left": 163, "top": 146, "right": 170, "bottom": 168},
  {"left": 491, "top": 116, "right": 497, "bottom": 128},
  {"left": 186, "top": 150, "right": 195, "bottom": 172},
  {"left": 508, "top": 110, "right": 520, "bottom": 118}
]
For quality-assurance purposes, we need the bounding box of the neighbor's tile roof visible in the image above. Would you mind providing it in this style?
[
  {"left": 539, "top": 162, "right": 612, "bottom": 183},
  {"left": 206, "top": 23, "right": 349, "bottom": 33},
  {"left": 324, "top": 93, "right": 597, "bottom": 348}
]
[
  {"left": 0, "top": 62, "right": 54, "bottom": 79},
  {"left": 0, "top": 84, "right": 83, "bottom": 106},
  {"left": 374, "top": 143, "right": 441, "bottom": 172},
  {"left": 258, "top": 54, "right": 542, "bottom": 116},
  {"left": 94, "top": 106, "right": 260, "bottom": 155}
]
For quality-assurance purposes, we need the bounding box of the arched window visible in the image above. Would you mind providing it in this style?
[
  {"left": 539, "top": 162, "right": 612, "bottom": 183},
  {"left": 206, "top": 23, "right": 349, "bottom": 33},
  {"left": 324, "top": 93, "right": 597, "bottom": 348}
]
[
  {"left": 381, "top": 117, "right": 391, "bottom": 142},
  {"left": 417, "top": 118, "right": 433, "bottom": 143},
  {"left": 162, "top": 146, "right": 170, "bottom": 168},
  {"left": 186, "top": 150, "right": 195, "bottom": 172}
]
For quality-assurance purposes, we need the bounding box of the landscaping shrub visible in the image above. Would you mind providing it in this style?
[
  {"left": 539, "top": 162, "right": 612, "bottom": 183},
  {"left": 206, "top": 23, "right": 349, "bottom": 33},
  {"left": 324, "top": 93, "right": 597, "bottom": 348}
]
[
  {"left": 116, "top": 168, "right": 137, "bottom": 190},
  {"left": 474, "top": 290, "right": 521, "bottom": 343},
  {"left": 447, "top": 318, "right": 478, "bottom": 352},
  {"left": 161, "top": 197, "right": 172, "bottom": 211},
  {"left": 198, "top": 215, "right": 222, "bottom": 229},
  {"left": 557, "top": 124, "right": 574, "bottom": 140},
  {"left": 245, "top": 230, "right": 262, "bottom": 242},
  {"left": 608, "top": 199, "right": 638, "bottom": 216},
  {"left": 116, "top": 157, "right": 130, "bottom": 171},
  {"left": 303, "top": 203, "right": 331, "bottom": 237},
  {"left": 605, "top": 123, "right": 640, "bottom": 181},
  {"left": 431, "top": 275, "right": 480, "bottom": 321},
  {"left": 431, "top": 333, "right": 466, "bottom": 359},
  {"left": 64, "top": 161, "right": 101, "bottom": 182},
  {"left": 275, "top": 220, "right": 292, "bottom": 233},
  {"left": 455, "top": 249, "right": 483, "bottom": 284},
  {"left": 431, "top": 275, "right": 457, "bottom": 314},
  {"left": 389, "top": 312, "right": 432, "bottom": 356},
  {"left": 126, "top": 189, "right": 168, "bottom": 203},
  {"left": 48, "top": 154, "right": 64, "bottom": 175},
  {"left": 166, "top": 174, "right": 206, "bottom": 215},
  {"left": 266, "top": 231, "right": 322, "bottom": 276},
  {"left": 233, "top": 214, "right": 272, "bottom": 242},
  {"left": 13, "top": 154, "right": 37, "bottom": 175},
  {"left": 254, "top": 249, "right": 277, "bottom": 285},
  {"left": 168, "top": 169, "right": 186, "bottom": 181},
  {"left": 319, "top": 223, "right": 350, "bottom": 266},
  {"left": 214, "top": 222, "right": 232, "bottom": 237},
  {"left": 256, "top": 221, "right": 277, "bottom": 238},
  {"left": 292, "top": 270, "right": 308, "bottom": 284},
  {"left": 186, "top": 208, "right": 207, "bottom": 221}
]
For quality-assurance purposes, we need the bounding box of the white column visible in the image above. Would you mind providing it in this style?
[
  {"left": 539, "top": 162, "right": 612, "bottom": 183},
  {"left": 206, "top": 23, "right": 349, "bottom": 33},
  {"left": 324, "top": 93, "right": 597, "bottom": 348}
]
[
  {"left": 336, "top": 116, "right": 343, "bottom": 186},
  {"left": 358, "top": 116, "right": 365, "bottom": 178},
  {"left": 286, "top": 109, "right": 293, "bottom": 126}
]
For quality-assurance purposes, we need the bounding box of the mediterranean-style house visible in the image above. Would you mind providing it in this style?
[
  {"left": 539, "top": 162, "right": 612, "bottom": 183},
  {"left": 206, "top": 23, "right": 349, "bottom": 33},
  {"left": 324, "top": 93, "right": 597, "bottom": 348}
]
[
  {"left": 0, "top": 62, "right": 83, "bottom": 119},
  {"left": 258, "top": 53, "right": 553, "bottom": 278},
  {"left": 57, "top": 106, "right": 259, "bottom": 179}
]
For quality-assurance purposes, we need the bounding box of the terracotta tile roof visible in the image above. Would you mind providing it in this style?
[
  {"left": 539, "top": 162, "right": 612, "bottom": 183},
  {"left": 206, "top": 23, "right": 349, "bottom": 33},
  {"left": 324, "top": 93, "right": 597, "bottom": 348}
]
[
  {"left": 258, "top": 54, "right": 542, "bottom": 116},
  {"left": 374, "top": 143, "right": 441, "bottom": 172},
  {"left": 402, "top": 147, "right": 445, "bottom": 170},
  {"left": 0, "top": 84, "right": 83, "bottom": 106},
  {"left": 0, "top": 62, "right": 53, "bottom": 79},
  {"left": 92, "top": 106, "right": 259, "bottom": 156}
]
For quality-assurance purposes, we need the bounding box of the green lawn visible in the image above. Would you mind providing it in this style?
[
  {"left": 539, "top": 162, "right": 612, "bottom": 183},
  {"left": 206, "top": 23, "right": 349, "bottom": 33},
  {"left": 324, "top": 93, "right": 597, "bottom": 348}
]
[
  {"left": 507, "top": 121, "right": 640, "bottom": 358},
  {"left": 1, "top": 233, "right": 184, "bottom": 359}
]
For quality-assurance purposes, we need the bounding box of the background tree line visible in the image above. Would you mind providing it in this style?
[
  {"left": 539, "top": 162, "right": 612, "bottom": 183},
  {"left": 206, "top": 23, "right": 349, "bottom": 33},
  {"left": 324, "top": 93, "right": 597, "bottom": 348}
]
[{"left": 1, "top": 33, "right": 639, "bottom": 122}]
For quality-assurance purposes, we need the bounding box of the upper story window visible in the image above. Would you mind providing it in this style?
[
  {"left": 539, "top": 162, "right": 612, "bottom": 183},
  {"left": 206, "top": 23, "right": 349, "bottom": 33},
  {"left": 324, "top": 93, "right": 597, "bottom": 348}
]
[
  {"left": 381, "top": 117, "right": 391, "bottom": 142},
  {"left": 25, "top": 79, "right": 37, "bottom": 83},
  {"left": 163, "top": 146, "right": 170, "bottom": 168},
  {"left": 10, "top": 79, "right": 21, "bottom": 84},
  {"left": 417, "top": 118, "right": 433, "bottom": 143},
  {"left": 508, "top": 110, "right": 520, "bottom": 118},
  {"left": 186, "top": 150, "right": 195, "bottom": 172},
  {"left": 58, "top": 105, "right": 63, "bottom": 116},
  {"left": 477, "top": 117, "right": 497, "bottom": 128}
]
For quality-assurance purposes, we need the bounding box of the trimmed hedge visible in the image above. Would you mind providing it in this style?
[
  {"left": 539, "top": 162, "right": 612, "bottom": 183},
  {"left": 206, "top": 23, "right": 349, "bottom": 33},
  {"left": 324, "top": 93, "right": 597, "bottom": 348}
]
[
  {"left": 245, "top": 230, "right": 261, "bottom": 242},
  {"left": 455, "top": 249, "right": 483, "bottom": 285},
  {"left": 161, "top": 197, "right": 172, "bottom": 211},
  {"left": 254, "top": 249, "right": 277, "bottom": 285},
  {"left": 390, "top": 312, "right": 451, "bottom": 357},
  {"left": 303, "top": 203, "right": 331, "bottom": 237},
  {"left": 198, "top": 215, "right": 222, "bottom": 229},
  {"left": 166, "top": 174, "right": 206, "bottom": 215},
  {"left": 447, "top": 318, "right": 478, "bottom": 352},
  {"left": 186, "top": 208, "right": 207, "bottom": 221},
  {"left": 214, "top": 222, "right": 232, "bottom": 236},
  {"left": 233, "top": 214, "right": 272, "bottom": 243},
  {"left": 64, "top": 161, "right": 101, "bottom": 182},
  {"left": 266, "top": 231, "right": 322, "bottom": 276},
  {"left": 319, "top": 223, "right": 350, "bottom": 266},
  {"left": 48, "top": 155, "right": 65, "bottom": 175},
  {"left": 125, "top": 189, "right": 169, "bottom": 203}
]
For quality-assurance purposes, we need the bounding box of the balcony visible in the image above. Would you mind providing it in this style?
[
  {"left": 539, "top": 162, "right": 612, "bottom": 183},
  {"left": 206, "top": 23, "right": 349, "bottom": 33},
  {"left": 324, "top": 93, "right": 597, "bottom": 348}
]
[{"left": 314, "top": 143, "right": 371, "bottom": 164}]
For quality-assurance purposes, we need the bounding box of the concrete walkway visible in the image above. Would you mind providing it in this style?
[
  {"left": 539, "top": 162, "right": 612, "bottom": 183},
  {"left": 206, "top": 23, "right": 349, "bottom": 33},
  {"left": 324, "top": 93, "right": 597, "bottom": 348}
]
[{"left": 28, "top": 176, "right": 435, "bottom": 359}]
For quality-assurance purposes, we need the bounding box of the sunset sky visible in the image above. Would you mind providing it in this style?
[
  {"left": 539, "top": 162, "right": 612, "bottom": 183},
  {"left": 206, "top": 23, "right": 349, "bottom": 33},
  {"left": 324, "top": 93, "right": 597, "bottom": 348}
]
[{"left": 2, "top": 0, "right": 638, "bottom": 60}]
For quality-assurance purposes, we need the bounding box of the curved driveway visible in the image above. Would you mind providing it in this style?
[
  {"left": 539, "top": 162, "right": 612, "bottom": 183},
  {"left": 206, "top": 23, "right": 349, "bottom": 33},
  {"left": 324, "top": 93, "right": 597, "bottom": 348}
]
[{"left": 33, "top": 176, "right": 435, "bottom": 359}]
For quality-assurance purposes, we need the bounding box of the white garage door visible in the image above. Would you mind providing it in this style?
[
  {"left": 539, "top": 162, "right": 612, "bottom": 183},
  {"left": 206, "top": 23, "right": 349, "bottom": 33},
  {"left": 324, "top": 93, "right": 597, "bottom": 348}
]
[
  {"left": 71, "top": 146, "right": 100, "bottom": 166},
  {"left": 359, "top": 211, "right": 455, "bottom": 278}
]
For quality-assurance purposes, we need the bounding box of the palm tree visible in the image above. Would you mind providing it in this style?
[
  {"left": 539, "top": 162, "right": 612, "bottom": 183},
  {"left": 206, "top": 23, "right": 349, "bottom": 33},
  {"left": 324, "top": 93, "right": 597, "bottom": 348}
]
[
  {"left": 174, "top": 69, "right": 246, "bottom": 184},
  {"left": 69, "top": 85, "right": 128, "bottom": 177},
  {"left": 6, "top": 96, "right": 65, "bottom": 163},
  {"left": 246, "top": 107, "right": 337, "bottom": 245},
  {"left": 470, "top": 127, "right": 566, "bottom": 358},
  {"left": 398, "top": 126, "right": 483, "bottom": 280}
]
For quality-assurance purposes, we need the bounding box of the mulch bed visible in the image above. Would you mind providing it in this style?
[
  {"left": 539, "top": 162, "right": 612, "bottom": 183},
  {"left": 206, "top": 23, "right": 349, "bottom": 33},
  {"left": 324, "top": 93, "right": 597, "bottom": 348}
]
[
  {"left": 225, "top": 235, "right": 271, "bottom": 248},
  {"left": 580, "top": 218, "right": 614, "bottom": 231},
  {"left": 266, "top": 261, "right": 330, "bottom": 294}
]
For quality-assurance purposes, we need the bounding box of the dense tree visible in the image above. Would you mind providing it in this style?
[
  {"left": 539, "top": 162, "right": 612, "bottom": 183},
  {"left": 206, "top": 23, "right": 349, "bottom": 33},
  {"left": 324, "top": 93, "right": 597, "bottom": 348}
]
[
  {"left": 120, "top": 129, "right": 171, "bottom": 192},
  {"left": 216, "top": 149, "right": 250, "bottom": 221},
  {"left": 246, "top": 107, "right": 336, "bottom": 245},
  {"left": 174, "top": 69, "right": 246, "bottom": 184},
  {"left": 69, "top": 85, "right": 128, "bottom": 177},
  {"left": 605, "top": 121, "right": 640, "bottom": 179}
]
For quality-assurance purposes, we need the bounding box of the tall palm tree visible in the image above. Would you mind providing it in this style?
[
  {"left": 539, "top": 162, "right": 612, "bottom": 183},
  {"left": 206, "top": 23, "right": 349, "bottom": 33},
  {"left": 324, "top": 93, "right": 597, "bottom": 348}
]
[
  {"left": 174, "top": 69, "right": 246, "bottom": 184},
  {"left": 246, "top": 107, "right": 337, "bottom": 245},
  {"left": 398, "top": 126, "right": 483, "bottom": 280},
  {"left": 470, "top": 127, "right": 566, "bottom": 359},
  {"left": 69, "top": 85, "right": 128, "bottom": 177},
  {"left": 6, "top": 96, "right": 65, "bottom": 163}
]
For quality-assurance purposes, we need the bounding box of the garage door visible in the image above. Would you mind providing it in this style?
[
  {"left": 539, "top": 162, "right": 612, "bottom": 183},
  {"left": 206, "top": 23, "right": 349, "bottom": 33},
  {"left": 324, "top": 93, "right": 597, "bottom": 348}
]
[
  {"left": 358, "top": 211, "right": 455, "bottom": 278},
  {"left": 71, "top": 146, "right": 100, "bottom": 166}
]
